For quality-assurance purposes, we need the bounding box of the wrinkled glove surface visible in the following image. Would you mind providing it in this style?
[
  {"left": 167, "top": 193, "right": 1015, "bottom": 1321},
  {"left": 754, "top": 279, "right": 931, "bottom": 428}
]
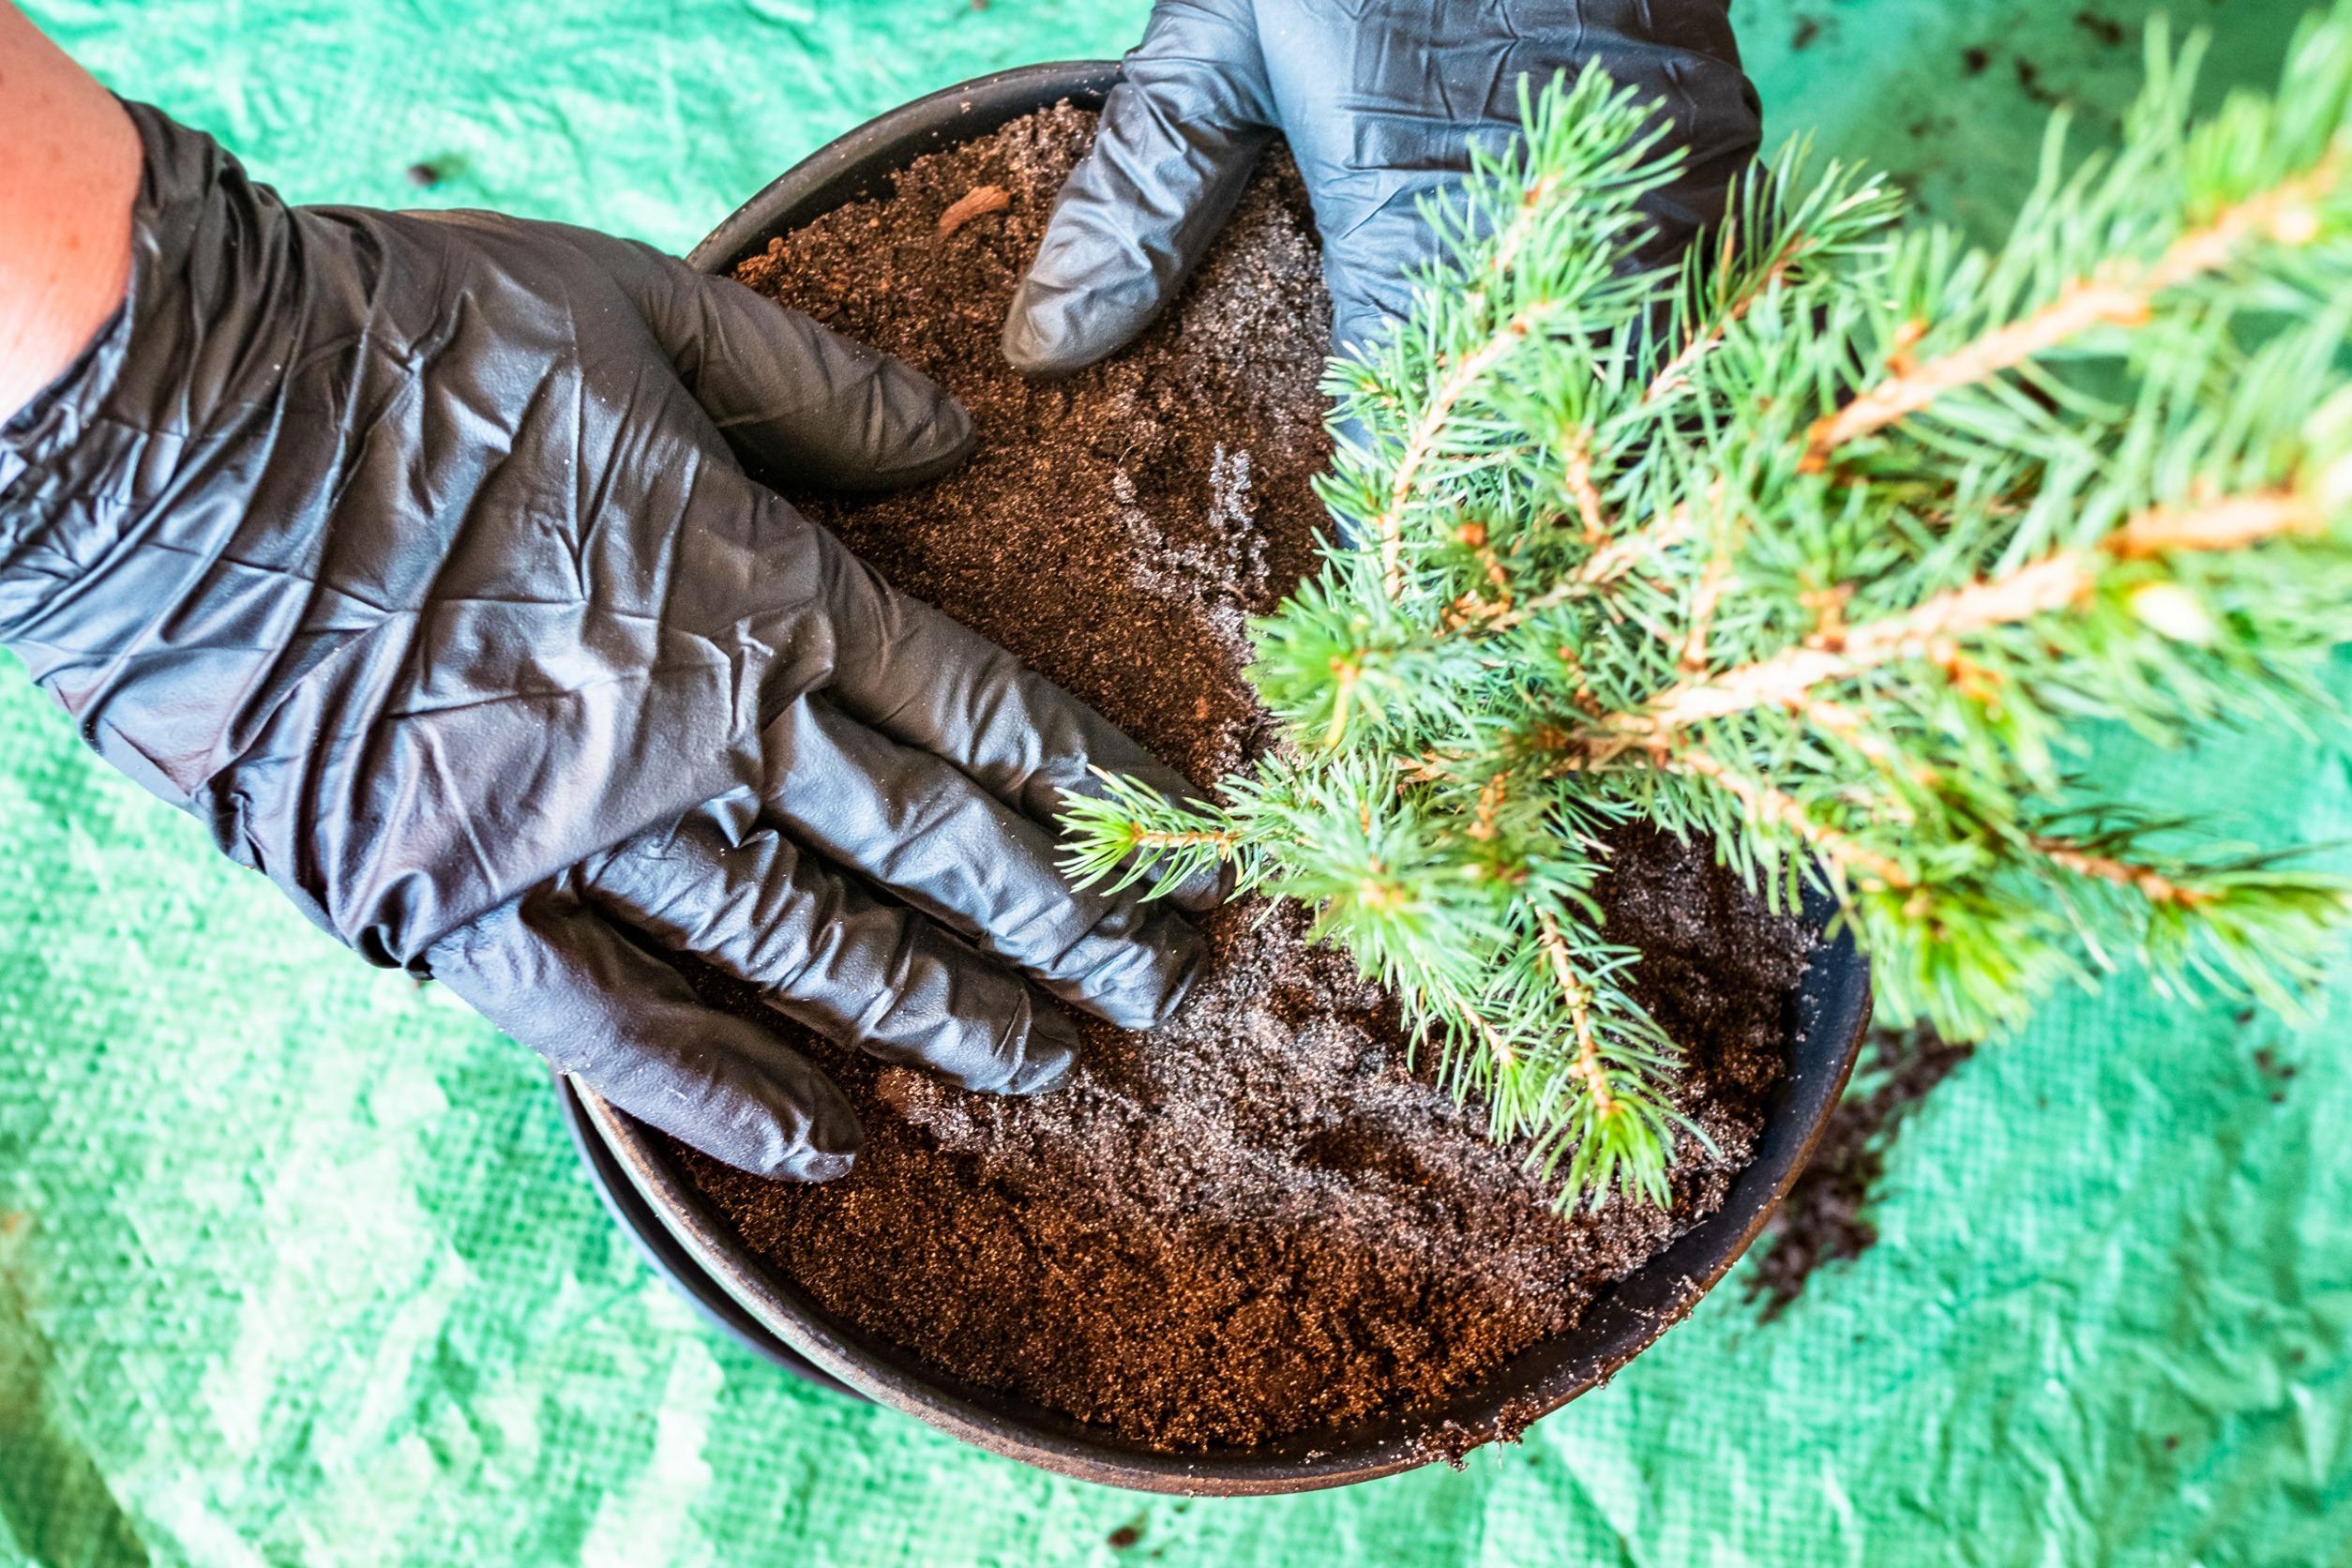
[
  {"left": 1004, "top": 0, "right": 1762, "bottom": 369},
  {"left": 0, "top": 105, "right": 1211, "bottom": 1181}
]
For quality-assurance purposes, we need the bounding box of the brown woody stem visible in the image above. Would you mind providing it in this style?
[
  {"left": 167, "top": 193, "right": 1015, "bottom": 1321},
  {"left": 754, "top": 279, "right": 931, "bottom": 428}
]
[
  {"left": 1604, "top": 483, "right": 2321, "bottom": 743},
  {"left": 1564, "top": 438, "right": 1609, "bottom": 542},
  {"left": 1621, "top": 552, "right": 2095, "bottom": 738},
  {"left": 2028, "top": 837, "right": 2215, "bottom": 906},
  {"left": 1801, "top": 159, "right": 2342, "bottom": 465},
  {"left": 1537, "top": 909, "right": 1618, "bottom": 1118},
  {"left": 1666, "top": 750, "right": 1915, "bottom": 892},
  {"left": 1644, "top": 227, "right": 1814, "bottom": 405},
  {"left": 1130, "top": 828, "right": 1238, "bottom": 852},
  {"left": 1455, "top": 993, "right": 1516, "bottom": 1070},
  {"left": 2116, "top": 490, "right": 2325, "bottom": 556}
]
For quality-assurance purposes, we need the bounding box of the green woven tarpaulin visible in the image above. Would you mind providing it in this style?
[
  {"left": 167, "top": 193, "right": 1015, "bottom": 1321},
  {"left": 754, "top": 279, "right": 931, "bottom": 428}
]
[{"left": 3, "top": 2, "right": 2347, "bottom": 1562}]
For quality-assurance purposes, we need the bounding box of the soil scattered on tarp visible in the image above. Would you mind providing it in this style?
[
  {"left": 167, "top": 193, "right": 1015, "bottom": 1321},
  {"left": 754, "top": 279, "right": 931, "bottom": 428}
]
[
  {"left": 1745, "top": 1023, "right": 1973, "bottom": 1320},
  {"left": 664, "top": 104, "right": 1811, "bottom": 1451}
]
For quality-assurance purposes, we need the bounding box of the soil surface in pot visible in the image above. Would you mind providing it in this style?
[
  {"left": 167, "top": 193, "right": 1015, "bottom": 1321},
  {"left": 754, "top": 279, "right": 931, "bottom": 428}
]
[{"left": 663, "top": 104, "right": 1811, "bottom": 1452}]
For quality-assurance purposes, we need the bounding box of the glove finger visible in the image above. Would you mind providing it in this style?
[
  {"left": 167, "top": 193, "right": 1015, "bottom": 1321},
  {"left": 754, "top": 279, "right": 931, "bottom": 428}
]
[
  {"left": 1321, "top": 123, "right": 1760, "bottom": 358},
  {"left": 794, "top": 515, "right": 1227, "bottom": 912},
  {"left": 761, "top": 695, "right": 1201, "bottom": 1029},
  {"left": 426, "top": 891, "right": 862, "bottom": 1182},
  {"left": 1002, "top": 3, "right": 1276, "bottom": 374},
  {"left": 1263, "top": 8, "right": 1763, "bottom": 354},
  {"left": 580, "top": 799, "right": 1081, "bottom": 1095},
  {"left": 603, "top": 238, "right": 973, "bottom": 490},
  {"left": 1322, "top": 194, "right": 1455, "bottom": 359}
]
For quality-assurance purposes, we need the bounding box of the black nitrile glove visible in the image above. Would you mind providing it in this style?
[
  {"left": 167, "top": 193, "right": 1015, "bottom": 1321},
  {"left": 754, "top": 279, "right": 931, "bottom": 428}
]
[
  {"left": 0, "top": 106, "right": 1214, "bottom": 1181},
  {"left": 1003, "top": 0, "right": 1762, "bottom": 369}
]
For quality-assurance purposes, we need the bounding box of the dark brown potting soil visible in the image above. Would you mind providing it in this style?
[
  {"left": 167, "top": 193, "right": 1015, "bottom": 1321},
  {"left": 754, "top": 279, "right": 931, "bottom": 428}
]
[{"left": 664, "top": 104, "right": 1811, "bottom": 1452}]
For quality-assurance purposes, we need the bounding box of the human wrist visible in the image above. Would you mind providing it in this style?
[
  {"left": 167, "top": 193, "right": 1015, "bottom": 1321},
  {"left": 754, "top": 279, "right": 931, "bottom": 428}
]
[
  {"left": 0, "top": 2, "right": 141, "bottom": 423},
  {"left": 1, "top": 102, "right": 263, "bottom": 649}
]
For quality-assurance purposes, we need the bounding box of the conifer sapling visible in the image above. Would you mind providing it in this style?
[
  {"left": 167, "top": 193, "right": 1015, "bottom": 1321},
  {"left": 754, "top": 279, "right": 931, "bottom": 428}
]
[{"left": 1061, "top": 8, "right": 2352, "bottom": 1210}]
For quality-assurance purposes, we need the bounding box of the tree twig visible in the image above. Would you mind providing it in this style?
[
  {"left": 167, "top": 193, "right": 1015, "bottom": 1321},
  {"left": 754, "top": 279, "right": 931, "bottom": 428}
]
[
  {"left": 1598, "top": 481, "right": 2323, "bottom": 744},
  {"left": 1537, "top": 909, "right": 1619, "bottom": 1119},
  {"left": 2028, "top": 837, "right": 2215, "bottom": 905},
  {"left": 1666, "top": 750, "right": 1915, "bottom": 893},
  {"left": 1644, "top": 226, "right": 1815, "bottom": 404},
  {"left": 1800, "top": 159, "right": 2343, "bottom": 466}
]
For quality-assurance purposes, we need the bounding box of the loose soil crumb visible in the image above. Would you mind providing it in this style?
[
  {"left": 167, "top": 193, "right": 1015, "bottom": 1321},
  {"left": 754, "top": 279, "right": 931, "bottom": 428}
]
[
  {"left": 1744, "top": 1022, "right": 1973, "bottom": 1319},
  {"left": 668, "top": 104, "right": 1810, "bottom": 1452}
]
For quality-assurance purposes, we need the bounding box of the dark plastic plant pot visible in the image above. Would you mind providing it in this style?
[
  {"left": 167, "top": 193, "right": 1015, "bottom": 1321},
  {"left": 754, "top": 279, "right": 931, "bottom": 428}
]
[
  {"left": 562, "top": 58, "right": 1875, "bottom": 1496},
  {"left": 555, "top": 1070, "right": 857, "bottom": 1395}
]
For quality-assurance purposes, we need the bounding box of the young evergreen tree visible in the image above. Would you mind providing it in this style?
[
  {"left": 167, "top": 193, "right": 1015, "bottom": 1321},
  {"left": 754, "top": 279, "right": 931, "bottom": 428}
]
[{"left": 1063, "top": 8, "right": 2352, "bottom": 1209}]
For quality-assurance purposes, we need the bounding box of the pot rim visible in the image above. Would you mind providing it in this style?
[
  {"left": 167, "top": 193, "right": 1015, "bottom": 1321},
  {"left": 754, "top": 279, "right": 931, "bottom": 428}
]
[
  {"left": 553, "top": 1068, "right": 856, "bottom": 1394},
  {"left": 570, "top": 58, "right": 1875, "bottom": 1496}
]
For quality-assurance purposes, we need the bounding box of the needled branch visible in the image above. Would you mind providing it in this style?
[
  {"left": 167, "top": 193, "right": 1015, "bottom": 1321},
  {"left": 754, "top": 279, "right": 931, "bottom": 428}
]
[
  {"left": 1441, "top": 502, "right": 1698, "bottom": 644},
  {"left": 2028, "top": 837, "right": 2215, "bottom": 905},
  {"left": 1376, "top": 314, "right": 1538, "bottom": 597},
  {"left": 1602, "top": 483, "right": 2324, "bottom": 744},
  {"left": 1068, "top": 27, "right": 2352, "bottom": 1214},
  {"left": 1810, "top": 697, "right": 1938, "bottom": 790},
  {"left": 1368, "top": 165, "right": 1575, "bottom": 599},
  {"left": 1537, "top": 909, "right": 1619, "bottom": 1118},
  {"left": 1801, "top": 158, "right": 2344, "bottom": 466},
  {"left": 1323, "top": 658, "right": 1362, "bottom": 748},
  {"left": 1645, "top": 225, "right": 1816, "bottom": 405},
  {"left": 1679, "top": 523, "right": 1740, "bottom": 672},
  {"left": 1665, "top": 748, "right": 1916, "bottom": 892}
]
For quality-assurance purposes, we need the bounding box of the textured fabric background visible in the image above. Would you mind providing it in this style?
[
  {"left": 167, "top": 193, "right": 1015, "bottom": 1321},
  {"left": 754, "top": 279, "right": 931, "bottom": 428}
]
[{"left": 3, "top": 2, "right": 2347, "bottom": 1563}]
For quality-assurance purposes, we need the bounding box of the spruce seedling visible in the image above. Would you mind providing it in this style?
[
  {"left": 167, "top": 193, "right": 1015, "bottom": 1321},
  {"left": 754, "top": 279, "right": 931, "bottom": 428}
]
[{"left": 1063, "top": 9, "right": 2352, "bottom": 1210}]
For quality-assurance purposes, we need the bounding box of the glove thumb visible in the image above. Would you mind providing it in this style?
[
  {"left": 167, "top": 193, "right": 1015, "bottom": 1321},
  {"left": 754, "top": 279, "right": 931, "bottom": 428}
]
[
  {"left": 1003, "top": 8, "right": 1275, "bottom": 375},
  {"left": 610, "top": 239, "right": 974, "bottom": 491}
]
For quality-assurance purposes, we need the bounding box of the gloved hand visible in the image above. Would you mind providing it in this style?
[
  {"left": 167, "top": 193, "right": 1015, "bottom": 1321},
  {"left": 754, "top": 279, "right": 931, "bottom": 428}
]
[
  {"left": 0, "top": 105, "right": 1214, "bottom": 1181},
  {"left": 1003, "top": 0, "right": 1761, "bottom": 369}
]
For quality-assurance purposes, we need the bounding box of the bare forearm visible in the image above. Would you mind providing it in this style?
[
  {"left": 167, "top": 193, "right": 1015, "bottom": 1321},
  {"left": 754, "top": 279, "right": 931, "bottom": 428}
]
[{"left": 1, "top": 1, "right": 140, "bottom": 421}]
